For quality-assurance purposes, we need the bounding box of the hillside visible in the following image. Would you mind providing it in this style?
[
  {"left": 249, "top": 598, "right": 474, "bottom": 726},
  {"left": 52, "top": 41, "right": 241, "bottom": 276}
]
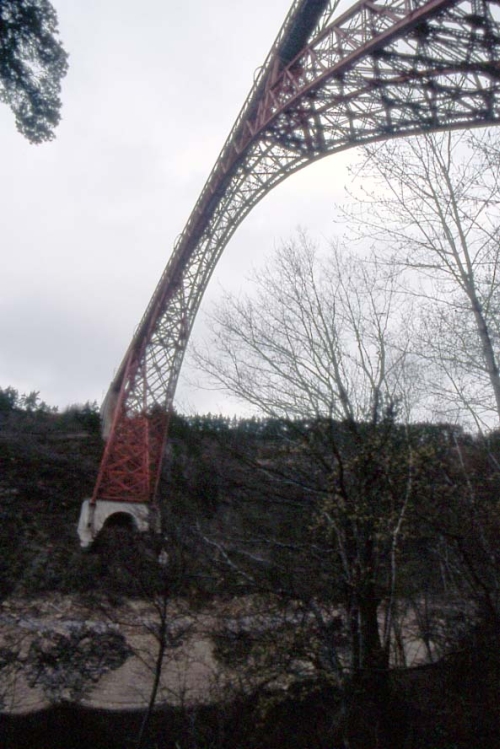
[{"left": 1, "top": 398, "right": 500, "bottom": 747}]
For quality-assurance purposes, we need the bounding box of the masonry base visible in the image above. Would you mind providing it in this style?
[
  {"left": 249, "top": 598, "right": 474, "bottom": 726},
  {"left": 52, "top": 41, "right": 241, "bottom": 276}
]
[{"left": 77, "top": 498, "right": 159, "bottom": 548}]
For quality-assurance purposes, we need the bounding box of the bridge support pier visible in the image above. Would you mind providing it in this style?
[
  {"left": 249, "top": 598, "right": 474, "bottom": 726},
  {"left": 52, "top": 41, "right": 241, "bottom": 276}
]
[{"left": 77, "top": 499, "right": 158, "bottom": 548}]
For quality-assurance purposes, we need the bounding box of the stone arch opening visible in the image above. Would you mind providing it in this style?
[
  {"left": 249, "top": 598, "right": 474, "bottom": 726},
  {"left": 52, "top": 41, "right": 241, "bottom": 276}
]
[
  {"left": 101, "top": 511, "right": 137, "bottom": 532},
  {"left": 77, "top": 499, "right": 154, "bottom": 548}
]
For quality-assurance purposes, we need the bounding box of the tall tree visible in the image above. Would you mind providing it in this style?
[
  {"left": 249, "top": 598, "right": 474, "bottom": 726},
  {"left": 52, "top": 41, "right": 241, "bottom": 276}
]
[
  {"left": 0, "top": 0, "right": 68, "bottom": 143},
  {"left": 347, "top": 129, "right": 500, "bottom": 429},
  {"left": 193, "top": 234, "right": 416, "bottom": 741}
]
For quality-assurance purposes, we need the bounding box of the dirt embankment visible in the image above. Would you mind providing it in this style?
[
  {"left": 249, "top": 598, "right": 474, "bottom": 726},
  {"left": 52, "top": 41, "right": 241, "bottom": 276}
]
[{"left": 0, "top": 595, "right": 226, "bottom": 715}]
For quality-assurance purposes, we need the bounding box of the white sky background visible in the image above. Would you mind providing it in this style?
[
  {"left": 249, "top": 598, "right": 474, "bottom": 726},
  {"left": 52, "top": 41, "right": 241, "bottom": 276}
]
[{"left": 0, "top": 0, "right": 356, "bottom": 415}]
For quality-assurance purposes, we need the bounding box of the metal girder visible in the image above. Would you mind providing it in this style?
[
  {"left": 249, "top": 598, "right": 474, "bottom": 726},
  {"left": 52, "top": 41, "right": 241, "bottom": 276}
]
[{"left": 91, "top": 0, "right": 500, "bottom": 508}]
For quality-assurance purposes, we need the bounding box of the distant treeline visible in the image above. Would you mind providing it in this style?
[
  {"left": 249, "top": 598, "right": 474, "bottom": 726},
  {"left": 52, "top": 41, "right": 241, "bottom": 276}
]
[{"left": 0, "top": 386, "right": 100, "bottom": 433}]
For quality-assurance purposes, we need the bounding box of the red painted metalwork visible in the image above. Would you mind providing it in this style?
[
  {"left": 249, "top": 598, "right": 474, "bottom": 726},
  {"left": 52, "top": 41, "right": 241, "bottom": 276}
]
[{"left": 92, "top": 0, "right": 500, "bottom": 508}]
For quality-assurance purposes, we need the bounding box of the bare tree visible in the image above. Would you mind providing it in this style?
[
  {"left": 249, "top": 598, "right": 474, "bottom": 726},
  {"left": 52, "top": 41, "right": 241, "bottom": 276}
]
[
  {"left": 346, "top": 129, "right": 500, "bottom": 429},
  {"left": 340, "top": 135, "right": 500, "bottom": 745},
  {"left": 193, "top": 233, "right": 417, "bottom": 742},
  {"left": 196, "top": 232, "right": 409, "bottom": 424}
]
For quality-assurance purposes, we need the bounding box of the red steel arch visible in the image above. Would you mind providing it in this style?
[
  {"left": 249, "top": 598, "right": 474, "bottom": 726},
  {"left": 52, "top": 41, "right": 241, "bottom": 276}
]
[{"left": 86, "top": 0, "right": 500, "bottom": 534}]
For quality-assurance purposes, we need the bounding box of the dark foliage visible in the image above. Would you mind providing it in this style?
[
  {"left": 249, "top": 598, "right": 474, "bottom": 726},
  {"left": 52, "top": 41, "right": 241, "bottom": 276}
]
[
  {"left": 0, "top": 392, "right": 102, "bottom": 597},
  {"left": 2, "top": 396, "right": 500, "bottom": 745},
  {"left": 0, "top": 0, "right": 68, "bottom": 142}
]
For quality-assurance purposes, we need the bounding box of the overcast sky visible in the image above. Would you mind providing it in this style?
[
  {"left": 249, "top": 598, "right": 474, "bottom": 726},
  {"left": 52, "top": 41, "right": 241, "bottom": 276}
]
[{"left": 0, "top": 0, "right": 355, "bottom": 415}]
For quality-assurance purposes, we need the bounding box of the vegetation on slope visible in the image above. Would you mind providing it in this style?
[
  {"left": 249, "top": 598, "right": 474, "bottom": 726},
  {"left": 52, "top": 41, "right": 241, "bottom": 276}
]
[{"left": 2, "top": 389, "right": 500, "bottom": 747}]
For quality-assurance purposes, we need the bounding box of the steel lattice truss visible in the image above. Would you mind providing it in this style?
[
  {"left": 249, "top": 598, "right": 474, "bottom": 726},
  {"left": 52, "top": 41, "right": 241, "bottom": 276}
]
[{"left": 93, "top": 0, "right": 500, "bottom": 506}]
